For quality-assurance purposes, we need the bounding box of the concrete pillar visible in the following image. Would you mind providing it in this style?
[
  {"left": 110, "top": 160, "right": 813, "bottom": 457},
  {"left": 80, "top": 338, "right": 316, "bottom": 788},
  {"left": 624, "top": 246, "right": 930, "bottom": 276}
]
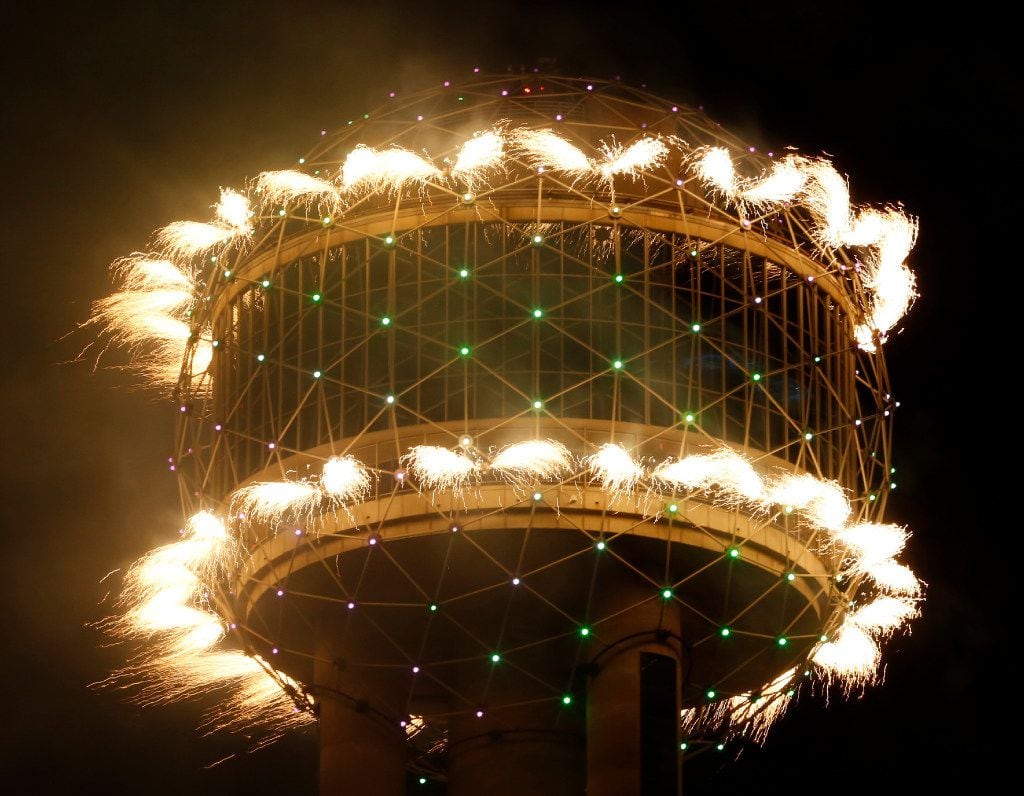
[
  {"left": 586, "top": 590, "right": 683, "bottom": 796},
  {"left": 447, "top": 704, "right": 585, "bottom": 796},
  {"left": 315, "top": 647, "right": 407, "bottom": 796}
]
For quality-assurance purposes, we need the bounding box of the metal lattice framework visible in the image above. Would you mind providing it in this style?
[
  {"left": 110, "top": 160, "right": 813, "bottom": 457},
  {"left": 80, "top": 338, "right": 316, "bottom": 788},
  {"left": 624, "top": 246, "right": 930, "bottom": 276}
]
[{"left": 108, "top": 74, "right": 914, "bottom": 778}]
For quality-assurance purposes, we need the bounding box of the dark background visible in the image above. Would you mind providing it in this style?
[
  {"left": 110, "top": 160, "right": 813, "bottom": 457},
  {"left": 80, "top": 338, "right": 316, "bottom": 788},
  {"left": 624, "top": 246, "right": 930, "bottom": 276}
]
[{"left": 1, "top": 2, "right": 1005, "bottom": 793}]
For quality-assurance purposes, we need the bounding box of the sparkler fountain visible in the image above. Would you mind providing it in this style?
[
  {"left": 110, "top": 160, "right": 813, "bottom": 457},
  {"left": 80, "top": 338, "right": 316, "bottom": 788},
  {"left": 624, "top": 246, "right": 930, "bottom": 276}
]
[{"left": 94, "top": 73, "right": 921, "bottom": 794}]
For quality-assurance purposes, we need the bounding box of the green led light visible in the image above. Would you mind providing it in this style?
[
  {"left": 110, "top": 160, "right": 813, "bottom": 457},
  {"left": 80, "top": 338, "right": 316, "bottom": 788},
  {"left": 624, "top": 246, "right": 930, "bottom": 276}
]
[
  {"left": 667, "top": 503, "right": 678, "bottom": 513},
  {"left": 820, "top": 634, "right": 829, "bottom": 642},
  {"left": 786, "top": 689, "right": 796, "bottom": 698},
  {"left": 223, "top": 269, "right": 232, "bottom": 278},
  {"left": 419, "top": 777, "right": 427, "bottom": 785},
  {"left": 322, "top": 215, "right": 332, "bottom": 225},
  {"left": 458, "top": 96, "right": 464, "bottom": 101},
  {"left": 613, "top": 273, "right": 624, "bottom": 284},
  {"left": 890, "top": 482, "right": 897, "bottom": 490},
  {"left": 533, "top": 399, "right": 543, "bottom": 410},
  {"left": 278, "top": 208, "right": 286, "bottom": 217},
  {"left": 720, "top": 627, "right": 731, "bottom": 637},
  {"left": 261, "top": 278, "right": 271, "bottom": 288},
  {"left": 428, "top": 603, "right": 438, "bottom": 612},
  {"left": 680, "top": 742, "right": 688, "bottom": 751},
  {"left": 462, "top": 192, "right": 475, "bottom": 204},
  {"left": 662, "top": 588, "right": 673, "bottom": 599},
  {"left": 459, "top": 345, "right": 471, "bottom": 356},
  {"left": 716, "top": 742, "right": 725, "bottom": 751},
  {"left": 751, "top": 372, "right": 762, "bottom": 382},
  {"left": 691, "top": 322, "right": 701, "bottom": 333},
  {"left": 256, "top": 353, "right": 265, "bottom": 362},
  {"left": 612, "top": 359, "right": 623, "bottom": 370},
  {"left": 890, "top": 466, "right": 897, "bottom": 474},
  {"left": 384, "top": 234, "right": 395, "bottom": 246},
  {"left": 728, "top": 547, "right": 740, "bottom": 559},
  {"left": 381, "top": 316, "right": 391, "bottom": 326},
  {"left": 804, "top": 431, "right": 813, "bottom": 441},
  {"left": 683, "top": 412, "right": 695, "bottom": 424},
  {"left": 868, "top": 493, "right": 877, "bottom": 502},
  {"left": 490, "top": 653, "right": 500, "bottom": 663},
  {"left": 595, "top": 541, "right": 605, "bottom": 551},
  {"left": 459, "top": 268, "right": 470, "bottom": 279},
  {"left": 532, "top": 233, "right": 544, "bottom": 245},
  {"left": 532, "top": 308, "right": 543, "bottom": 318},
  {"left": 311, "top": 292, "right": 321, "bottom": 302},
  {"left": 813, "top": 355, "right": 822, "bottom": 363},
  {"left": 610, "top": 205, "right": 621, "bottom": 216},
  {"left": 690, "top": 248, "right": 698, "bottom": 257},
  {"left": 385, "top": 394, "right": 395, "bottom": 405},
  {"left": 580, "top": 626, "right": 591, "bottom": 636},
  {"left": 786, "top": 572, "right": 796, "bottom": 582},
  {"left": 776, "top": 636, "right": 788, "bottom": 647},
  {"left": 313, "top": 370, "right": 322, "bottom": 378},
  {"left": 706, "top": 688, "right": 717, "bottom": 699},
  {"left": 562, "top": 695, "right": 572, "bottom": 705}
]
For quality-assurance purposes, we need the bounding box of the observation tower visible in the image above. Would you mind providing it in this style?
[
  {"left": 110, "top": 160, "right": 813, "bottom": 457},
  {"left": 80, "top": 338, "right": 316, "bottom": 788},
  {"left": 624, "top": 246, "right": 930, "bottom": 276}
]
[{"left": 96, "top": 73, "right": 922, "bottom": 795}]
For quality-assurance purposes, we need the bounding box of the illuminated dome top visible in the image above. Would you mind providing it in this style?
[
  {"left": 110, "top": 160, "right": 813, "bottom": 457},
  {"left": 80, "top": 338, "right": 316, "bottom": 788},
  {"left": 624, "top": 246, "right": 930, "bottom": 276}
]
[{"left": 93, "top": 72, "right": 921, "bottom": 779}]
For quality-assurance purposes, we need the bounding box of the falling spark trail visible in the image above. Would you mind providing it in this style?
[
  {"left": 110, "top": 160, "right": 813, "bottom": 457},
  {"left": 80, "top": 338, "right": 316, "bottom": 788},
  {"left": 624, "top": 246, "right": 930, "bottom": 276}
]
[
  {"left": 848, "top": 595, "right": 919, "bottom": 636},
  {"left": 256, "top": 170, "right": 341, "bottom": 208},
  {"left": 231, "top": 481, "right": 323, "bottom": 527},
  {"left": 598, "top": 137, "right": 669, "bottom": 179},
  {"left": 513, "top": 129, "right": 593, "bottom": 178},
  {"left": 155, "top": 221, "right": 238, "bottom": 260}
]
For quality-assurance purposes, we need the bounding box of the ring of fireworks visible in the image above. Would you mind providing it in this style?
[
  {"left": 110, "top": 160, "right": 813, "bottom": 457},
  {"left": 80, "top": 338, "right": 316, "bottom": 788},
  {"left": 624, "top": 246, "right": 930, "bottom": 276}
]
[{"left": 93, "top": 73, "right": 921, "bottom": 770}]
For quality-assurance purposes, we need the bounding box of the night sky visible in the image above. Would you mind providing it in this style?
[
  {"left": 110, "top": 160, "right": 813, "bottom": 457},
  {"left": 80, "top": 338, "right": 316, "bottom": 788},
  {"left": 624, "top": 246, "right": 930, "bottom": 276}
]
[{"left": 2, "top": 2, "right": 1005, "bottom": 793}]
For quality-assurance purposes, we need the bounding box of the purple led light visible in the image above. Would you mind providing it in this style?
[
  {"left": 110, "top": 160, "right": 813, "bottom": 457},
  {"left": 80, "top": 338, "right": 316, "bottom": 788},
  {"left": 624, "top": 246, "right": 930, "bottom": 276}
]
[
  {"left": 347, "top": 601, "right": 356, "bottom": 609},
  {"left": 214, "top": 423, "right": 223, "bottom": 431}
]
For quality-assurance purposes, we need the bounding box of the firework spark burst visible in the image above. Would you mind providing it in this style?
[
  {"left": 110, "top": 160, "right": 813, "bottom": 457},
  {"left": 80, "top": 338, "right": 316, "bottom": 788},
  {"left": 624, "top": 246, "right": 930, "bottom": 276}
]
[{"left": 402, "top": 445, "right": 479, "bottom": 491}]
